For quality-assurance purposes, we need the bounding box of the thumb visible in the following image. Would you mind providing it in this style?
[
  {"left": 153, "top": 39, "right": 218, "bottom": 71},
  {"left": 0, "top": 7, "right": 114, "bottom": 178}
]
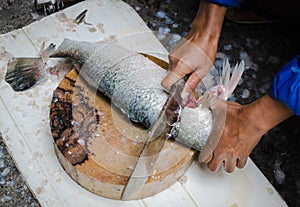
[
  {"left": 198, "top": 97, "right": 227, "bottom": 162},
  {"left": 185, "top": 72, "right": 202, "bottom": 91},
  {"left": 161, "top": 70, "right": 182, "bottom": 91},
  {"left": 184, "top": 65, "right": 211, "bottom": 92}
]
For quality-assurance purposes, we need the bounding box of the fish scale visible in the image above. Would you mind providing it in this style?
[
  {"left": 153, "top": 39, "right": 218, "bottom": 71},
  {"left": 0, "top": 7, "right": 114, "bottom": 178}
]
[{"left": 52, "top": 38, "right": 244, "bottom": 150}]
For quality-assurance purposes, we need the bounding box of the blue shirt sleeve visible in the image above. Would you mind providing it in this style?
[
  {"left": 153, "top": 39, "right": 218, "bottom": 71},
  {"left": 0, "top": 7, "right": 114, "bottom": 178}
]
[
  {"left": 209, "top": 0, "right": 244, "bottom": 7},
  {"left": 269, "top": 56, "right": 300, "bottom": 116}
]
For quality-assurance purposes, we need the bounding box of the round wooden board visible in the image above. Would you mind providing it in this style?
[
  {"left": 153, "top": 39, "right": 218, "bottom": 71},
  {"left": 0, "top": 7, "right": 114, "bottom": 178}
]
[{"left": 49, "top": 54, "right": 197, "bottom": 200}]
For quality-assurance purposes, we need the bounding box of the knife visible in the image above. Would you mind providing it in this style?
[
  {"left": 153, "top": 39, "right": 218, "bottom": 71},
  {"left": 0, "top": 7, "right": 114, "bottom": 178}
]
[{"left": 121, "top": 74, "right": 189, "bottom": 200}]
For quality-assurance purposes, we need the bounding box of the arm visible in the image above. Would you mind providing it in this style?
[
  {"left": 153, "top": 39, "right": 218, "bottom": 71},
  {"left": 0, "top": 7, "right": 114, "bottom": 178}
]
[
  {"left": 201, "top": 94, "right": 293, "bottom": 173},
  {"left": 161, "top": 0, "right": 242, "bottom": 92},
  {"left": 269, "top": 56, "right": 300, "bottom": 116},
  {"left": 200, "top": 56, "right": 300, "bottom": 172}
]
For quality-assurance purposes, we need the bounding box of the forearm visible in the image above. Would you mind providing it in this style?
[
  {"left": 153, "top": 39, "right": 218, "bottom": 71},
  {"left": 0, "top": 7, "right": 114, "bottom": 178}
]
[
  {"left": 191, "top": 0, "right": 227, "bottom": 41},
  {"left": 243, "top": 94, "right": 293, "bottom": 133},
  {"left": 240, "top": 56, "right": 300, "bottom": 133}
]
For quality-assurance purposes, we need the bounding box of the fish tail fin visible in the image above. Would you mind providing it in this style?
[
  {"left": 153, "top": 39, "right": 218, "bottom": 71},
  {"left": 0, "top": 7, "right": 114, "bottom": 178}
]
[
  {"left": 224, "top": 59, "right": 245, "bottom": 99},
  {"left": 5, "top": 57, "right": 47, "bottom": 91}
]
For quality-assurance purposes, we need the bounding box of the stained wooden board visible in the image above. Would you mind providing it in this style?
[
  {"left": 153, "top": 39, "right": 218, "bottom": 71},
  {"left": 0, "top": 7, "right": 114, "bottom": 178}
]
[{"left": 49, "top": 55, "right": 196, "bottom": 200}]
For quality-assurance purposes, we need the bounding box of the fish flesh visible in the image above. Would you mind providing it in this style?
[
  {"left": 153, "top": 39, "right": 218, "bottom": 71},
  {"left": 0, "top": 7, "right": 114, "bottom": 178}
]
[{"left": 51, "top": 38, "right": 244, "bottom": 151}]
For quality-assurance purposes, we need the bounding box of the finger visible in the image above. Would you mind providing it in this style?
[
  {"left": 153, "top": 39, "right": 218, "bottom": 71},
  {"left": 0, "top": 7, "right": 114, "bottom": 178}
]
[
  {"left": 203, "top": 154, "right": 214, "bottom": 164},
  {"left": 185, "top": 72, "right": 203, "bottom": 91},
  {"left": 199, "top": 122, "right": 225, "bottom": 162},
  {"left": 199, "top": 152, "right": 213, "bottom": 164},
  {"left": 198, "top": 144, "right": 214, "bottom": 162},
  {"left": 207, "top": 157, "right": 223, "bottom": 172},
  {"left": 236, "top": 157, "right": 248, "bottom": 169},
  {"left": 223, "top": 157, "right": 237, "bottom": 173},
  {"left": 161, "top": 70, "right": 182, "bottom": 91}
]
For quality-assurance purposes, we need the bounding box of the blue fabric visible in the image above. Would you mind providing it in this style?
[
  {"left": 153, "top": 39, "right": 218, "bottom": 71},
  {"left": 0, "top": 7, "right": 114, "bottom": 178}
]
[
  {"left": 209, "top": 0, "right": 244, "bottom": 7},
  {"left": 269, "top": 56, "right": 300, "bottom": 116}
]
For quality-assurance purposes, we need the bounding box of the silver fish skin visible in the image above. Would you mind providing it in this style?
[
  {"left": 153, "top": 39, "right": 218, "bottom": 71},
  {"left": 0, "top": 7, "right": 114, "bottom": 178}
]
[
  {"left": 175, "top": 59, "right": 245, "bottom": 150},
  {"left": 52, "top": 38, "right": 244, "bottom": 151},
  {"left": 174, "top": 106, "right": 213, "bottom": 151},
  {"left": 52, "top": 38, "right": 169, "bottom": 128}
]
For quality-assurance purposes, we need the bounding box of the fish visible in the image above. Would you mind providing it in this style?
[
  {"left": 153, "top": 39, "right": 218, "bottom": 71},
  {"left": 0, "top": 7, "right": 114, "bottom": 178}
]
[
  {"left": 4, "top": 37, "right": 244, "bottom": 151},
  {"left": 50, "top": 38, "right": 245, "bottom": 151},
  {"left": 51, "top": 38, "right": 169, "bottom": 128},
  {"left": 4, "top": 42, "right": 56, "bottom": 91},
  {"left": 174, "top": 59, "right": 245, "bottom": 150}
]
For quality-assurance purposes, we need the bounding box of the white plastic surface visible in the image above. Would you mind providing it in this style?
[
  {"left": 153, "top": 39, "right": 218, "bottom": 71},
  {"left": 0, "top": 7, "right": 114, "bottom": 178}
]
[{"left": 0, "top": 0, "right": 288, "bottom": 206}]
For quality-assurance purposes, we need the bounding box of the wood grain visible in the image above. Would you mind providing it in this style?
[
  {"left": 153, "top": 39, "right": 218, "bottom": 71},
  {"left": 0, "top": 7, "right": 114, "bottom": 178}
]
[{"left": 49, "top": 54, "right": 197, "bottom": 200}]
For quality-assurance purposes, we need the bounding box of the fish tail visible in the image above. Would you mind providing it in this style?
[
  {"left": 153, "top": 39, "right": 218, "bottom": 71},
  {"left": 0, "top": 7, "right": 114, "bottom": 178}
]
[
  {"left": 5, "top": 57, "right": 47, "bottom": 91},
  {"left": 50, "top": 38, "right": 90, "bottom": 64}
]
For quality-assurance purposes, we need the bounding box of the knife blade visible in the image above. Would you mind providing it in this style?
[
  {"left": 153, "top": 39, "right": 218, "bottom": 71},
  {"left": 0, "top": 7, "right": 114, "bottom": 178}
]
[{"left": 121, "top": 75, "right": 188, "bottom": 200}]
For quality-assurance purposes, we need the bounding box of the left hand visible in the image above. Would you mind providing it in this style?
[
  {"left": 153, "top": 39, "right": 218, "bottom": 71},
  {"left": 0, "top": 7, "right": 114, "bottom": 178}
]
[{"left": 199, "top": 97, "right": 266, "bottom": 173}]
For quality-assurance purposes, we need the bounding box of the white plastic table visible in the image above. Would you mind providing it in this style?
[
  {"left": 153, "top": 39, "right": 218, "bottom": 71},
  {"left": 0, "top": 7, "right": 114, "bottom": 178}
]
[{"left": 0, "top": 0, "right": 288, "bottom": 206}]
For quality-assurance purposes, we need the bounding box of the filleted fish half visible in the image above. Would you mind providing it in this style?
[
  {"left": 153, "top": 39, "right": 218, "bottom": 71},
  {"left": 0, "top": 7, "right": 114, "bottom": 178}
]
[{"left": 51, "top": 38, "right": 245, "bottom": 151}]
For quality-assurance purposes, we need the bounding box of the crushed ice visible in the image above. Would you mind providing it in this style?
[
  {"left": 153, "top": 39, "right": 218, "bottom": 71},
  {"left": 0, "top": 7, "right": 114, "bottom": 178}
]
[
  {"left": 274, "top": 158, "right": 286, "bottom": 185},
  {"left": 156, "top": 11, "right": 168, "bottom": 19}
]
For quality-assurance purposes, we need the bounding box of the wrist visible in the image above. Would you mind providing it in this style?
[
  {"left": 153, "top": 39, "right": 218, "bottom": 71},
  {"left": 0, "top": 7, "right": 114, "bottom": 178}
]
[
  {"left": 192, "top": 0, "right": 227, "bottom": 39},
  {"left": 243, "top": 94, "right": 293, "bottom": 133}
]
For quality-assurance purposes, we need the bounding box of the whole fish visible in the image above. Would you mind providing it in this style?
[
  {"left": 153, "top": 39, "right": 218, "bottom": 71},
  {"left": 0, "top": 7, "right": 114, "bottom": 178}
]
[{"left": 51, "top": 38, "right": 244, "bottom": 151}]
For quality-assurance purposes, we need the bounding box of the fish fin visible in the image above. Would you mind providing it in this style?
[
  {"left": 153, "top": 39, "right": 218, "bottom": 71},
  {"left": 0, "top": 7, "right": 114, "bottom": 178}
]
[
  {"left": 39, "top": 42, "right": 56, "bottom": 63},
  {"left": 5, "top": 57, "right": 47, "bottom": 91},
  {"left": 225, "top": 60, "right": 245, "bottom": 99},
  {"left": 221, "top": 58, "right": 231, "bottom": 91}
]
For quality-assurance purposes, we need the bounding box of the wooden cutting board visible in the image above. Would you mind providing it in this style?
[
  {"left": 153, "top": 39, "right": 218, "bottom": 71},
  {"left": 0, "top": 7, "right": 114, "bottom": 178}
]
[{"left": 49, "top": 54, "right": 197, "bottom": 200}]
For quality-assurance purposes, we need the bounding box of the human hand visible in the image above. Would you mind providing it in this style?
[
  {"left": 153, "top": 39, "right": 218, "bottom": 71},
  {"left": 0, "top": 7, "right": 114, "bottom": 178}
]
[
  {"left": 161, "top": 0, "right": 227, "bottom": 96},
  {"left": 161, "top": 29, "right": 218, "bottom": 95},
  {"left": 199, "top": 95, "right": 266, "bottom": 173},
  {"left": 199, "top": 93, "right": 294, "bottom": 173}
]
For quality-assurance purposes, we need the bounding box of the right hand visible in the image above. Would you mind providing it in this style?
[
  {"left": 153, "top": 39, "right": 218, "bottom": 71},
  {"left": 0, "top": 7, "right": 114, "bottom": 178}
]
[
  {"left": 161, "top": 0, "right": 227, "bottom": 94},
  {"left": 161, "top": 28, "right": 218, "bottom": 94}
]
